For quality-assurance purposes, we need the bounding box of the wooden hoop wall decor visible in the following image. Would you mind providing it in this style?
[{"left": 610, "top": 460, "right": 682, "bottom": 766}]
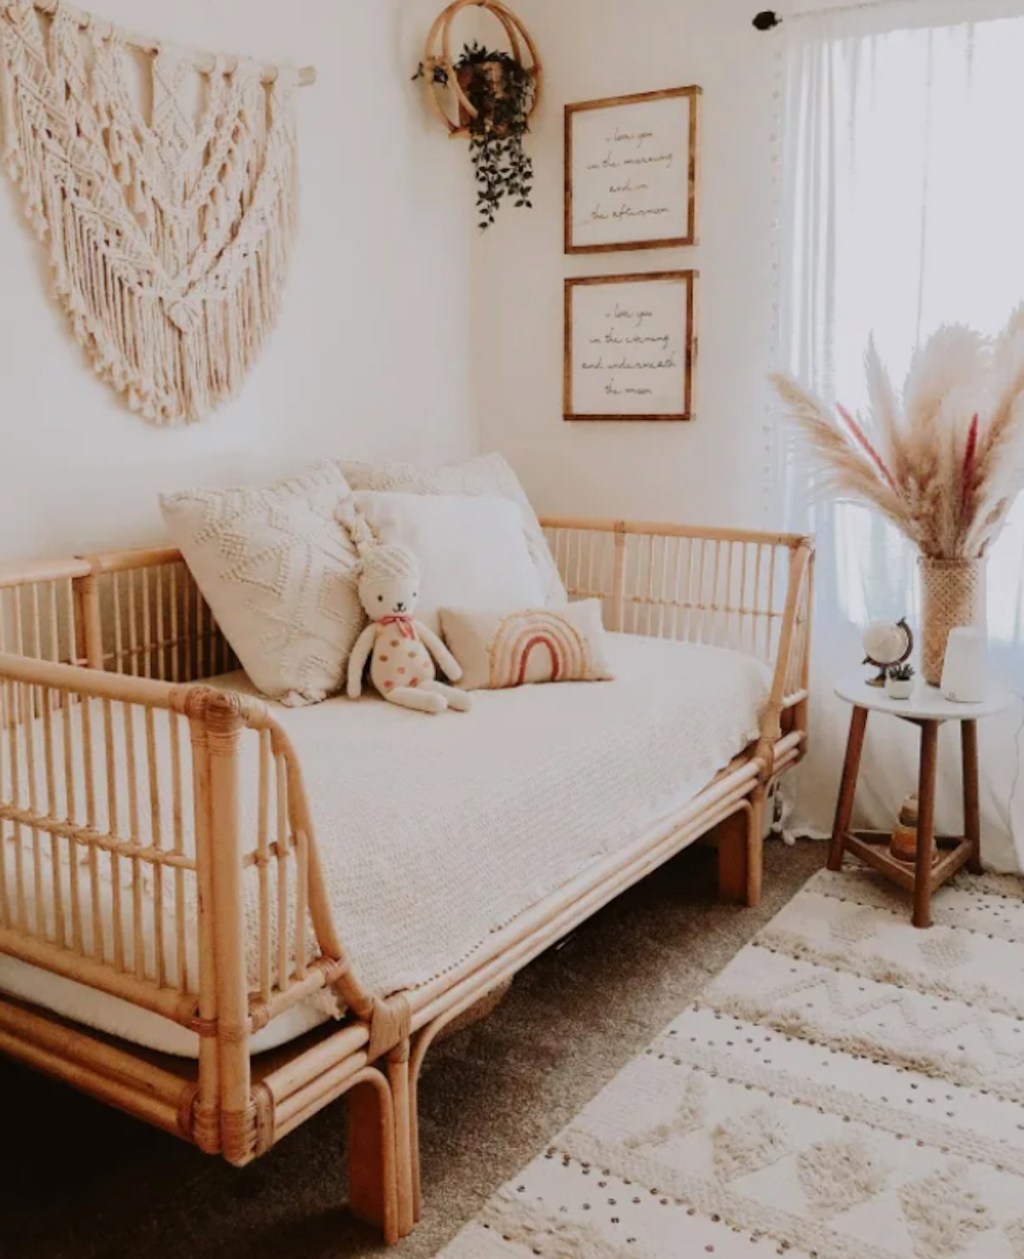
[{"left": 422, "top": 0, "right": 542, "bottom": 137}]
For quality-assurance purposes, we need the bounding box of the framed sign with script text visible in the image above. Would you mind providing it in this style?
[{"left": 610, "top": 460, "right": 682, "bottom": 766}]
[
  {"left": 564, "top": 86, "right": 700, "bottom": 254},
  {"left": 564, "top": 271, "right": 698, "bottom": 422}
]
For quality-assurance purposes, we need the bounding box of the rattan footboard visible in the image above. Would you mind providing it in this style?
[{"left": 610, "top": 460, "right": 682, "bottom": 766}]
[{"left": 0, "top": 518, "right": 813, "bottom": 1243}]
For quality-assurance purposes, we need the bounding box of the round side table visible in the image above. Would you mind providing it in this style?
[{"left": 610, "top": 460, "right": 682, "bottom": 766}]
[{"left": 828, "top": 674, "right": 1013, "bottom": 928}]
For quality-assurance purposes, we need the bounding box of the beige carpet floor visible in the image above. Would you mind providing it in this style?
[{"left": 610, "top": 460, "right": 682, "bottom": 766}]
[{"left": 0, "top": 839, "right": 822, "bottom": 1259}]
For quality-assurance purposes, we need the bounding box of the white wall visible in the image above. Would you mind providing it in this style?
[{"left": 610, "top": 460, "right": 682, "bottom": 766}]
[
  {"left": 470, "top": 0, "right": 780, "bottom": 527},
  {"left": 0, "top": 0, "right": 478, "bottom": 562}
]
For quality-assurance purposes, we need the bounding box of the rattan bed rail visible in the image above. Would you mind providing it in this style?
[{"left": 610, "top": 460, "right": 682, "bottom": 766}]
[
  {"left": 0, "top": 516, "right": 813, "bottom": 1240},
  {"left": 0, "top": 653, "right": 370, "bottom": 1009},
  {"left": 541, "top": 517, "right": 813, "bottom": 758},
  {"left": 0, "top": 647, "right": 382, "bottom": 1162}
]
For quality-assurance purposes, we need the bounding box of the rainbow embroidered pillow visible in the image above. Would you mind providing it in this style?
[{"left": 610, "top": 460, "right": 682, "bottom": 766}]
[{"left": 439, "top": 600, "right": 615, "bottom": 692}]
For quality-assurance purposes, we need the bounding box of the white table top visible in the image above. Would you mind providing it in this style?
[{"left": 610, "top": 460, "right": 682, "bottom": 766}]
[{"left": 835, "top": 672, "right": 1014, "bottom": 721}]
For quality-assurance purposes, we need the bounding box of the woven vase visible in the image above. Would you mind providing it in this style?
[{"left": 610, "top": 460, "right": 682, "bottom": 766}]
[{"left": 919, "top": 556, "right": 986, "bottom": 686}]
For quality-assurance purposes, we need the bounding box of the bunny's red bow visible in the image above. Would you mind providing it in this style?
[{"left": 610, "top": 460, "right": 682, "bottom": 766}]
[{"left": 379, "top": 615, "right": 416, "bottom": 639}]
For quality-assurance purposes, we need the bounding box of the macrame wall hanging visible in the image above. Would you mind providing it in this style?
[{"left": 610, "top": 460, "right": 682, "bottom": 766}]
[{"left": 0, "top": 0, "right": 315, "bottom": 424}]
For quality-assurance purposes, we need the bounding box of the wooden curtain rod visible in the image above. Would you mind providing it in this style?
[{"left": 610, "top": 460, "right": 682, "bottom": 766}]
[{"left": 31, "top": 0, "right": 316, "bottom": 85}]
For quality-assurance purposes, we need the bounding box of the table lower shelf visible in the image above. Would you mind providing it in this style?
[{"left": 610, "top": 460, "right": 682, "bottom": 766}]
[{"left": 840, "top": 830, "right": 975, "bottom": 893}]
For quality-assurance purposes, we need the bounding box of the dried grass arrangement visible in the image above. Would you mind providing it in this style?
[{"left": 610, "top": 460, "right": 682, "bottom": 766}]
[{"left": 772, "top": 310, "right": 1024, "bottom": 559}]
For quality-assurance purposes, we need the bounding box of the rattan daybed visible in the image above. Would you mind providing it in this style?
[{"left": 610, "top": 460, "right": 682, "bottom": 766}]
[{"left": 0, "top": 516, "right": 812, "bottom": 1244}]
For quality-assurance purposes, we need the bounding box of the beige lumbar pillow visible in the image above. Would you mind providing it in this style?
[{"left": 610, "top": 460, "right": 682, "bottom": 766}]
[
  {"left": 160, "top": 464, "right": 362, "bottom": 705},
  {"left": 439, "top": 599, "right": 615, "bottom": 692},
  {"left": 339, "top": 452, "right": 567, "bottom": 608}
]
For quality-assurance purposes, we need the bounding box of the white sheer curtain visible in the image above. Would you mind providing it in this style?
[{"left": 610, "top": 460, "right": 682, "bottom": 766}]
[{"left": 776, "top": 0, "right": 1024, "bottom": 870}]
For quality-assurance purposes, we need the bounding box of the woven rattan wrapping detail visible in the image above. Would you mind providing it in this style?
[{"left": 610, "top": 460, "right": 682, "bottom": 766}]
[
  {"left": 252, "top": 1083, "right": 276, "bottom": 1156},
  {"left": 191, "top": 1016, "right": 219, "bottom": 1039},
  {"left": 919, "top": 557, "right": 986, "bottom": 685},
  {"left": 177, "top": 1083, "right": 200, "bottom": 1141},
  {"left": 221, "top": 1104, "right": 258, "bottom": 1162},
  {"left": 191, "top": 1100, "right": 220, "bottom": 1153},
  {"left": 367, "top": 992, "right": 411, "bottom": 1062}
]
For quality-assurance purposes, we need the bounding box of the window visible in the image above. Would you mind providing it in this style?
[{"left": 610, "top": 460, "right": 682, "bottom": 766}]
[{"left": 777, "top": 1, "right": 1024, "bottom": 860}]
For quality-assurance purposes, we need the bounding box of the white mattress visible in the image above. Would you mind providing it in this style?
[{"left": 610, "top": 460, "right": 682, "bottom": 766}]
[{"left": 0, "top": 633, "right": 770, "bottom": 1057}]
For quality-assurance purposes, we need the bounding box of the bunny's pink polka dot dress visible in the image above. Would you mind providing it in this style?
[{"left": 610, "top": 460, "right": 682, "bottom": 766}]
[{"left": 370, "top": 618, "right": 436, "bottom": 695}]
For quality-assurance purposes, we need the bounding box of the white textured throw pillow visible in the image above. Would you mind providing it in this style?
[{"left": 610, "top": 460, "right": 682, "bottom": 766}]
[
  {"left": 351, "top": 491, "right": 546, "bottom": 634},
  {"left": 340, "top": 452, "right": 567, "bottom": 607},
  {"left": 439, "top": 600, "right": 615, "bottom": 691},
  {"left": 160, "top": 464, "right": 362, "bottom": 706}
]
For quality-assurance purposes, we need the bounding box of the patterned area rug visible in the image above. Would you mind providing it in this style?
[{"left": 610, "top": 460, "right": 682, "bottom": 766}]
[{"left": 439, "top": 867, "right": 1024, "bottom": 1259}]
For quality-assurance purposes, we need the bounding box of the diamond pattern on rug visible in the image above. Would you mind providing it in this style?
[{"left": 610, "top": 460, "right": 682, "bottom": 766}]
[
  {"left": 1003, "top": 1216, "right": 1024, "bottom": 1259},
  {"left": 918, "top": 931, "right": 973, "bottom": 971},
  {"left": 796, "top": 1138, "right": 888, "bottom": 1216},
  {"left": 623, "top": 1072, "right": 707, "bottom": 1152},
  {"left": 829, "top": 903, "right": 880, "bottom": 945},
  {"left": 898, "top": 1165, "right": 992, "bottom": 1259},
  {"left": 440, "top": 868, "right": 1024, "bottom": 1259},
  {"left": 712, "top": 1106, "right": 789, "bottom": 1182}
]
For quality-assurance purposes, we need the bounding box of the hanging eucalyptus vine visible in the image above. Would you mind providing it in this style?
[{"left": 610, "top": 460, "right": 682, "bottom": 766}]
[{"left": 415, "top": 42, "right": 535, "bottom": 230}]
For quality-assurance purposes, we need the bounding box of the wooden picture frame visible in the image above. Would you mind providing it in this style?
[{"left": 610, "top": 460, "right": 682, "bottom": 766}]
[
  {"left": 565, "top": 86, "right": 700, "bottom": 254},
  {"left": 564, "top": 270, "right": 698, "bottom": 422}
]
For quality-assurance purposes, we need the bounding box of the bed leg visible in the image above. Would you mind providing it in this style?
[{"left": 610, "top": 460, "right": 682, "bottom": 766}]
[
  {"left": 406, "top": 1028, "right": 432, "bottom": 1226},
  {"left": 387, "top": 1043, "right": 417, "bottom": 1237},
  {"left": 348, "top": 1067, "right": 401, "bottom": 1244},
  {"left": 410, "top": 1060, "right": 423, "bottom": 1223},
  {"left": 746, "top": 787, "right": 765, "bottom": 907},
  {"left": 717, "top": 791, "right": 763, "bottom": 907}
]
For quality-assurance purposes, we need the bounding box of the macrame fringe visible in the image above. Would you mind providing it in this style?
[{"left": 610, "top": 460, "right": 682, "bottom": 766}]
[{"left": 0, "top": 0, "right": 298, "bottom": 424}]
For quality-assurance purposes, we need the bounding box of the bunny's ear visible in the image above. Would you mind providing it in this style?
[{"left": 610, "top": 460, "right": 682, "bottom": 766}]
[{"left": 336, "top": 500, "right": 379, "bottom": 559}]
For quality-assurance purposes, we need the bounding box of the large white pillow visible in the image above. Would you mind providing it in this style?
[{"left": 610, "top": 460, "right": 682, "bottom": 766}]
[
  {"left": 340, "top": 453, "right": 567, "bottom": 608},
  {"left": 351, "top": 491, "right": 546, "bottom": 634},
  {"left": 160, "top": 464, "right": 362, "bottom": 706}
]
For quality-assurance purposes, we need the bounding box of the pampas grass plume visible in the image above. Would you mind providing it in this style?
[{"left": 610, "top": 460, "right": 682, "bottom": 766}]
[{"left": 774, "top": 312, "right": 1024, "bottom": 558}]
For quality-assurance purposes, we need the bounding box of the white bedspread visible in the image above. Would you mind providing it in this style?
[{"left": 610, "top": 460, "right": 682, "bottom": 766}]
[{"left": 0, "top": 633, "right": 769, "bottom": 1055}]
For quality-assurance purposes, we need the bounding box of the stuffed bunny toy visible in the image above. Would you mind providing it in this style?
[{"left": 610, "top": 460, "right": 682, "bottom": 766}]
[{"left": 346, "top": 540, "right": 471, "bottom": 715}]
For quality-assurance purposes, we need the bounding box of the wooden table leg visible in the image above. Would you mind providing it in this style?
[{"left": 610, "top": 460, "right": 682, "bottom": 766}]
[
  {"left": 913, "top": 721, "right": 939, "bottom": 928},
  {"left": 827, "top": 705, "right": 868, "bottom": 871},
  {"left": 961, "top": 719, "right": 982, "bottom": 875}
]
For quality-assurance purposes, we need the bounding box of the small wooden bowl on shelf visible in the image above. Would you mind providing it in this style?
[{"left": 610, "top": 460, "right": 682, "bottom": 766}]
[{"left": 890, "top": 793, "right": 920, "bottom": 863}]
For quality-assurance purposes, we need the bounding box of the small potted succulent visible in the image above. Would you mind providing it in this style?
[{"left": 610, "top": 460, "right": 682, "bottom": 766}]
[
  {"left": 414, "top": 41, "right": 535, "bottom": 230},
  {"left": 886, "top": 661, "right": 916, "bottom": 700}
]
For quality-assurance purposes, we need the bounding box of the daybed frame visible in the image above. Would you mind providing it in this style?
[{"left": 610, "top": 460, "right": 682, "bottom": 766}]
[{"left": 0, "top": 517, "right": 812, "bottom": 1243}]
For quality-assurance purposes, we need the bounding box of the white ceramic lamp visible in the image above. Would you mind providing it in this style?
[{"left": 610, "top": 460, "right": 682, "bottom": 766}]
[{"left": 940, "top": 627, "right": 989, "bottom": 702}]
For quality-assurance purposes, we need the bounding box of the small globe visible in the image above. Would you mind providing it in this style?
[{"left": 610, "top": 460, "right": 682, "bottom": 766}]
[{"left": 863, "top": 620, "right": 912, "bottom": 667}]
